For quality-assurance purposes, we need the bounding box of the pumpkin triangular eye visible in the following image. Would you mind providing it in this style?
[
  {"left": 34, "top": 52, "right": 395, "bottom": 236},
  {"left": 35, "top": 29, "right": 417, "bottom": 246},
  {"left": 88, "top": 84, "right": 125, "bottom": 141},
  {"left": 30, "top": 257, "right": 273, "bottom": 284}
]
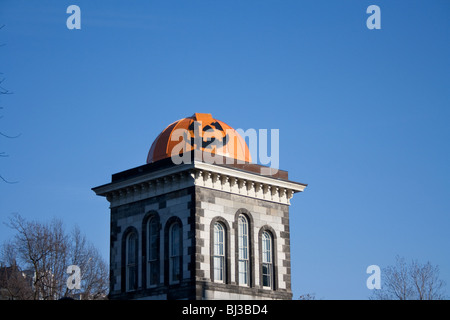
[
  {"left": 210, "top": 121, "right": 224, "bottom": 131},
  {"left": 188, "top": 121, "right": 202, "bottom": 132}
]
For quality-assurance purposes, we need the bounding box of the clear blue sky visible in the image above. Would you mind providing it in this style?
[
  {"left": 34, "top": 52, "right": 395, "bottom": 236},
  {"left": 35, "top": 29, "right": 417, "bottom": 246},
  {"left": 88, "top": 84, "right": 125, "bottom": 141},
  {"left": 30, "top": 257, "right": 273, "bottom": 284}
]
[{"left": 1, "top": 0, "right": 449, "bottom": 299}]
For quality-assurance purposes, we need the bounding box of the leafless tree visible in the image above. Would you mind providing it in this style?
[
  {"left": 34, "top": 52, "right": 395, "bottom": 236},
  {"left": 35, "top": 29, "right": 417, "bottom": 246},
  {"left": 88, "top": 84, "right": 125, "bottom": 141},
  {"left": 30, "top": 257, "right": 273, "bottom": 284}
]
[
  {"left": 371, "top": 255, "right": 447, "bottom": 300},
  {"left": 1, "top": 23, "right": 19, "bottom": 184},
  {"left": 1, "top": 213, "right": 108, "bottom": 300},
  {"left": 65, "top": 226, "right": 109, "bottom": 299},
  {"left": 0, "top": 261, "right": 34, "bottom": 300},
  {"left": 298, "top": 293, "right": 318, "bottom": 300}
]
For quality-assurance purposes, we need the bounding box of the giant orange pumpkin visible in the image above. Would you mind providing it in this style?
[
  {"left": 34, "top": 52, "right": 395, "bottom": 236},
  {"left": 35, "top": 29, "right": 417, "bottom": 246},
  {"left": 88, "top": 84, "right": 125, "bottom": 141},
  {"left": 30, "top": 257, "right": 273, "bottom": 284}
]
[{"left": 146, "top": 113, "right": 252, "bottom": 164}]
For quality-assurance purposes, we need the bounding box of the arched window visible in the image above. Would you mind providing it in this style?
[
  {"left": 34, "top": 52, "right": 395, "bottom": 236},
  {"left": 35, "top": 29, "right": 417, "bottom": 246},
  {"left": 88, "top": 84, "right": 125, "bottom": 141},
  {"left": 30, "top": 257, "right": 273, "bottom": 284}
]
[
  {"left": 238, "top": 214, "right": 249, "bottom": 286},
  {"left": 126, "top": 232, "right": 138, "bottom": 291},
  {"left": 261, "top": 231, "right": 273, "bottom": 289},
  {"left": 147, "top": 217, "right": 159, "bottom": 286},
  {"left": 213, "top": 222, "right": 225, "bottom": 282},
  {"left": 169, "top": 222, "right": 181, "bottom": 283}
]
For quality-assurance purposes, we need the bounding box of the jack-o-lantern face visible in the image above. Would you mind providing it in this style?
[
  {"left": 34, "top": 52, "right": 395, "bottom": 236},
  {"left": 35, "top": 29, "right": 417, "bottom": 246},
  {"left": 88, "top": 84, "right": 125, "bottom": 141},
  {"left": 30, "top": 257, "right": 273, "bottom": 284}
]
[
  {"left": 147, "top": 113, "right": 252, "bottom": 164},
  {"left": 185, "top": 120, "right": 229, "bottom": 151}
]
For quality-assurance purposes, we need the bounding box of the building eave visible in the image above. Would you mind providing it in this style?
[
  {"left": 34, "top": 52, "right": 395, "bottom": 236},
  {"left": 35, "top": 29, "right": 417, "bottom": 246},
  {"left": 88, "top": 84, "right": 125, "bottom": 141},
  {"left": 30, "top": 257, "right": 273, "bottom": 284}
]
[{"left": 92, "top": 159, "right": 306, "bottom": 208}]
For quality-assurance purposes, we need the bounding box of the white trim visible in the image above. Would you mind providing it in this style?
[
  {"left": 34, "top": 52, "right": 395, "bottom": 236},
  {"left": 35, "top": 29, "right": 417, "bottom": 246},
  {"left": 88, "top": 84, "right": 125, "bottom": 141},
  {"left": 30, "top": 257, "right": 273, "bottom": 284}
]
[
  {"left": 193, "top": 161, "right": 306, "bottom": 193},
  {"left": 93, "top": 161, "right": 306, "bottom": 208}
]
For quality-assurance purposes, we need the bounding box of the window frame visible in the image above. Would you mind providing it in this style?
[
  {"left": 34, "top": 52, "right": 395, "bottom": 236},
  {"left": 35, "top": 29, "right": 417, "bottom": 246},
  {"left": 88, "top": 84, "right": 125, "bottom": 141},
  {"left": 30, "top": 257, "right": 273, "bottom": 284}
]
[
  {"left": 234, "top": 209, "right": 255, "bottom": 287},
  {"left": 125, "top": 231, "right": 138, "bottom": 292},
  {"left": 258, "top": 226, "right": 277, "bottom": 291},
  {"left": 213, "top": 222, "right": 225, "bottom": 283},
  {"left": 238, "top": 214, "right": 250, "bottom": 286},
  {"left": 261, "top": 231, "right": 273, "bottom": 289},
  {"left": 168, "top": 221, "right": 181, "bottom": 284},
  {"left": 146, "top": 216, "right": 159, "bottom": 287},
  {"left": 210, "top": 217, "right": 230, "bottom": 284}
]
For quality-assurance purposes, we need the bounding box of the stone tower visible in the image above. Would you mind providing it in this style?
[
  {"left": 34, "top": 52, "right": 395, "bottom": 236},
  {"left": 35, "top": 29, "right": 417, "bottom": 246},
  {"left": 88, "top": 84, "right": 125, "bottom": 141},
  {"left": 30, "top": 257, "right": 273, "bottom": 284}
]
[{"left": 92, "top": 113, "right": 306, "bottom": 300}]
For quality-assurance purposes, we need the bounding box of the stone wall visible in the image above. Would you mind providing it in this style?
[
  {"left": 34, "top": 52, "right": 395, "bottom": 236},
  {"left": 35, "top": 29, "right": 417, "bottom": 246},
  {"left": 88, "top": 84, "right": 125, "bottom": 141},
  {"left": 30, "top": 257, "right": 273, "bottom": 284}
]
[
  {"left": 108, "top": 183, "right": 292, "bottom": 300},
  {"left": 194, "top": 186, "right": 292, "bottom": 300},
  {"left": 109, "top": 187, "right": 196, "bottom": 300}
]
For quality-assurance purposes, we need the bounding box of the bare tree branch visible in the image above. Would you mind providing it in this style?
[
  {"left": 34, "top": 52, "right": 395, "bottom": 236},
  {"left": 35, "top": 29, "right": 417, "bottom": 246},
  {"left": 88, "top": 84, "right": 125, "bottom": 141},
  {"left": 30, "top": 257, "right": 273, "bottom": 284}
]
[
  {"left": 1, "top": 24, "right": 19, "bottom": 183},
  {"left": 1, "top": 214, "right": 109, "bottom": 299},
  {"left": 370, "top": 255, "right": 447, "bottom": 300},
  {"left": 0, "top": 174, "right": 18, "bottom": 184}
]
